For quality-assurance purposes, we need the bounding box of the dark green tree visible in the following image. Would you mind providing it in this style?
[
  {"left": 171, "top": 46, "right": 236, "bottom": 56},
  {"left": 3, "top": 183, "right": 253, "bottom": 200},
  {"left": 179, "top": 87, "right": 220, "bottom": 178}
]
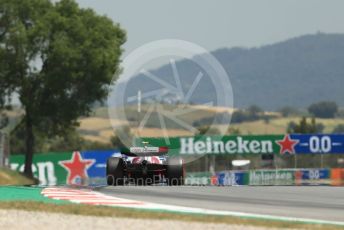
[
  {"left": 197, "top": 125, "right": 221, "bottom": 135},
  {"left": 287, "top": 117, "right": 324, "bottom": 134},
  {"left": 0, "top": 0, "right": 126, "bottom": 177},
  {"left": 308, "top": 101, "right": 338, "bottom": 118},
  {"left": 231, "top": 105, "right": 265, "bottom": 123},
  {"left": 247, "top": 105, "right": 263, "bottom": 115},
  {"left": 278, "top": 106, "right": 299, "bottom": 117},
  {"left": 247, "top": 105, "right": 262, "bottom": 121},
  {"left": 230, "top": 110, "right": 247, "bottom": 123},
  {"left": 226, "top": 127, "right": 241, "bottom": 135},
  {"left": 286, "top": 121, "right": 297, "bottom": 134},
  {"left": 110, "top": 125, "right": 133, "bottom": 149}
]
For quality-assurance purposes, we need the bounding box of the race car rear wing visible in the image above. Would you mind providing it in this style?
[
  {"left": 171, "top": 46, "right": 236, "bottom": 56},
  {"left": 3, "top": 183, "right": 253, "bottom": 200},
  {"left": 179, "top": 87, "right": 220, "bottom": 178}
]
[{"left": 120, "top": 146, "right": 168, "bottom": 156}]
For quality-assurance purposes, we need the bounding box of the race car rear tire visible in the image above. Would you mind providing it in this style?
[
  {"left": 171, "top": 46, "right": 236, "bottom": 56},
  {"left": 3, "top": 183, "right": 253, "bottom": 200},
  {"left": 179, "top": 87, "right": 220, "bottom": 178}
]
[
  {"left": 166, "top": 158, "right": 184, "bottom": 186},
  {"left": 106, "top": 157, "right": 125, "bottom": 186}
]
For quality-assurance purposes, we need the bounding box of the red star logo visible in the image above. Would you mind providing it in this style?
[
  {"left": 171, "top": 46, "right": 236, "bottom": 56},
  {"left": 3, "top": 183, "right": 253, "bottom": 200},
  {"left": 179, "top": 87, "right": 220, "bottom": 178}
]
[
  {"left": 275, "top": 135, "right": 299, "bottom": 155},
  {"left": 59, "top": 151, "right": 95, "bottom": 184}
]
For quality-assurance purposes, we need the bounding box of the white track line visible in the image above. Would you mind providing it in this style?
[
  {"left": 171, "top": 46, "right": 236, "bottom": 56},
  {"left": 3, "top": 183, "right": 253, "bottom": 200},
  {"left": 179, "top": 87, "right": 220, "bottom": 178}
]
[{"left": 41, "top": 187, "right": 344, "bottom": 226}]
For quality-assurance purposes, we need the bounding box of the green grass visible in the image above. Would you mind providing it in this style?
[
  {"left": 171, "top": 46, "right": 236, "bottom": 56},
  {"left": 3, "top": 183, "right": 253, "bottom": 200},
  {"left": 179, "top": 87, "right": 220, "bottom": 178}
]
[{"left": 0, "top": 201, "right": 342, "bottom": 229}]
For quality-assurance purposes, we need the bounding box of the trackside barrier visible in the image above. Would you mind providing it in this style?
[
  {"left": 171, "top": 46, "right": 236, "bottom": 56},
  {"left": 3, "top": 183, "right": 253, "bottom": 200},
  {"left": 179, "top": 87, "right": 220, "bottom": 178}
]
[
  {"left": 9, "top": 150, "right": 120, "bottom": 185},
  {"left": 184, "top": 172, "right": 212, "bottom": 185},
  {"left": 138, "top": 134, "right": 344, "bottom": 156},
  {"left": 9, "top": 150, "right": 344, "bottom": 186},
  {"left": 185, "top": 168, "right": 343, "bottom": 186},
  {"left": 331, "top": 168, "right": 344, "bottom": 186},
  {"left": 248, "top": 169, "right": 294, "bottom": 185}
]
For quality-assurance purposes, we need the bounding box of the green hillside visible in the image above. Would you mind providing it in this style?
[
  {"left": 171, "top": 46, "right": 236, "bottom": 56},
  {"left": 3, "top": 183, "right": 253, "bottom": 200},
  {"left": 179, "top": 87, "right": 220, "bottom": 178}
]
[{"left": 119, "top": 33, "right": 344, "bottom": 110}]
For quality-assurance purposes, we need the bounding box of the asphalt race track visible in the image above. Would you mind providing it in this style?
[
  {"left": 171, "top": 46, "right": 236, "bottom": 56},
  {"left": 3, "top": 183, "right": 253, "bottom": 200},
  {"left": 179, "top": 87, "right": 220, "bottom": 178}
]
[{"left": 98, "top": 186, "right": 344, "bottom": 222}]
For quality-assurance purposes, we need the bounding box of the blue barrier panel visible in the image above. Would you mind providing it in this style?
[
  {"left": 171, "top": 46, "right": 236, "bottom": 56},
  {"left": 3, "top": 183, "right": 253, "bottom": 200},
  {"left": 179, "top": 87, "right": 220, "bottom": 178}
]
[
  {"left": 300, "top": 168, "right": 330, "bottom": 180},
  {"left": 80, "top": 150, "right": 120, "bottom": 178},
  {"left": 216, "top": 171, "right": 248, "bottom": 185},
  {"left": 291, "top": 134, "right": 344, "bottom": 154}
]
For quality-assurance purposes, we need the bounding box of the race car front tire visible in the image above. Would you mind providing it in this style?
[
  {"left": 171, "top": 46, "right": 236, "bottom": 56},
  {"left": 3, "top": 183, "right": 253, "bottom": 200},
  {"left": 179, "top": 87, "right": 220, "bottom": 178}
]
[
  {"left": 166, "top": 158, "right": 184, "bottom": 186},
  {"left": 106, "top": 157, "right": 125, "bottom": 186}
]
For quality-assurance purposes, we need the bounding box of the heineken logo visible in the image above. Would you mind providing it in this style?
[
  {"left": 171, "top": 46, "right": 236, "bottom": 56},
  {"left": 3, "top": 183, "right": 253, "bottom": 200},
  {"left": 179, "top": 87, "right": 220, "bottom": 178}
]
[
  {"left": 59, "top": 151, "right": 95, "bottom": 184},
  {"left": 249, "top": 170, "right": 294, "bottom": 185},
  {"left": 9, "top": 150, "right": 115, "bottom": 186},
  {"left": 180, "top": 135, "right": 300, "bottom": 155},
  {"left": 10, "top": 161, "right": 57, "bottom": 185},
  {"left": 275, "top": 135, "right": 299, "bottom": 155},
  {"left": 180, "top": 136, "right": 274, "bottom": 154},
  {"left": 140, "top": 134, "right": 344, "bottom": 155}
]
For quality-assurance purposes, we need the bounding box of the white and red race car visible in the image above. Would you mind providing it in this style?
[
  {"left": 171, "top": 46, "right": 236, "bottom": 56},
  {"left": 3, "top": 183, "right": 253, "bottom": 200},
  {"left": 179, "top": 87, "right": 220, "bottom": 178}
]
[{"left": 106, "top": 145, "right": 184, "bottom": 186}]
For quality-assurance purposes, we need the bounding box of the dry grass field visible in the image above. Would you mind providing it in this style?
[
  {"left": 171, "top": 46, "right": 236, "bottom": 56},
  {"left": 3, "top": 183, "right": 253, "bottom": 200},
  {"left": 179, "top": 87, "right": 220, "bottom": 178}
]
[
  {"left": 226, "top": 117, "right": 344, "bottom": 135},
  {"left": 0, "top": 168, "right": 35, "bottom": 185},
  {"left": 77, "top": 106, "right": 344, "bottom": 144},
  {"left": 6, "top": 105, "right": 343, "bottom": 144}
]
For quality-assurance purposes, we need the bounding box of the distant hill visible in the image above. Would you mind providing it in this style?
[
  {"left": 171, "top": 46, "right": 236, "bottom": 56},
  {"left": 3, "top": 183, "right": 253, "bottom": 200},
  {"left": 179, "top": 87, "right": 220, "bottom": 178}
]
[{"left": 122, "top": 33, "right": 344, "bottom": 110}]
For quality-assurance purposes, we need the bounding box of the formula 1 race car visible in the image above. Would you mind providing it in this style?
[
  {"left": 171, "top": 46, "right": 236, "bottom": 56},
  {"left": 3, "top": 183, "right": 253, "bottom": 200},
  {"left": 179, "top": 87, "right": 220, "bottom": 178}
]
[{"left": 106, "top": 144, "right": 184, "bottom": 186}]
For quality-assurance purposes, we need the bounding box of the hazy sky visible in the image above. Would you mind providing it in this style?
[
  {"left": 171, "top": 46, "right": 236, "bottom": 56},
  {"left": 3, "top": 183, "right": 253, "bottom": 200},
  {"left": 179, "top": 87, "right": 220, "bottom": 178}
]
[{"left": 76, "top": 0, "right": 344, "bottom": 55}]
